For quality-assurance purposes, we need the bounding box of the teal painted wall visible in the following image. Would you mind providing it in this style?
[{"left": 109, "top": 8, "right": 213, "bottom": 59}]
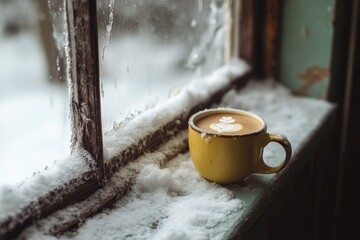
[{"left": 279, "top": 0, "right": 334, "bottom": 98}]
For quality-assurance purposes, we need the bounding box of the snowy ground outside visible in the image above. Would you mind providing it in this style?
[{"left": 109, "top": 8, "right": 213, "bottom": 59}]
[{"left": 0, "top": 33, "right": 72, "bottom": 186}]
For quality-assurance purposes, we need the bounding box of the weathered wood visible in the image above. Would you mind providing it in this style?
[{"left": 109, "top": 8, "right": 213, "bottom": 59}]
[
  {"left": 43, "top": 133, "right": 188, "bottom": 236},
  {"left": 47, "top": 176, "right": 134, "bottom": 236},
  {"left": 263, "top": 0, "right": 282, "bottom": 78},
  {"left": 67, "top": 0, "right": 104, "bottom": 181},
  {"left": 239, "top": 0, "right": 282, "bottom": 79},
  {"left": 239, "top": 0, "right": 256, "bottom": 66},
  {"left": 0, "top": 171, "right": 98, "bottom": 240}
]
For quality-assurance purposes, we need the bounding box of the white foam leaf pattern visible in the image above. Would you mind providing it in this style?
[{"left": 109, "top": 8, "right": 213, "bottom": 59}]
[{"left": 210, "top": 116, "right": 243, "bottom": 133}]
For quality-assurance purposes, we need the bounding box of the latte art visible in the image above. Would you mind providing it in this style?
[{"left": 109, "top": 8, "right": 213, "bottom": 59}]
[
  {"left": 209, "top": 116, "right": 243, "bottom": 133},
  {"left": 194, "top": 112, "right": 263, "bottom": 135}
]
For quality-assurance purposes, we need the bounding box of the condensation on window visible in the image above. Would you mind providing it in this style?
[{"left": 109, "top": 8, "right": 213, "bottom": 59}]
[
  {"left": 0, "top": 0, "right": 71, "bottom": 186},
  {"left": 98, "top": 0, "right": 226, "bottom": 133}
]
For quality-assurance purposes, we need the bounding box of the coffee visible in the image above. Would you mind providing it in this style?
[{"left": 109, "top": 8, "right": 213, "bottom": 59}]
[
  {"left": 188, "top": 108, "right": 292, "bottom": 183},
  {"left": 195, "top": 112, "right": 263, "bottom": 135}
]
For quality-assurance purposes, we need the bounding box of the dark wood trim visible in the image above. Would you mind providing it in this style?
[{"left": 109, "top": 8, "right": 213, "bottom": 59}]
[
  {"left": 327, "top": 0, "right": 353, "bottom": 104},
  {"left": 67, "top": 0, "right": 104, "bottom": 181},
  {"left": 263, "top": 0, "right": 282, "bottom": 79},
  {"left": 239, "top": 0, "right": 282, "bottom": 79},
  {"left": 239, "top": 0, "right": 256, "bottom": 68},
  {"left": 326, "top": 0, "right": 358, "bottom": 238},
  {"left": 331, "top": 0, "right": 360, "bottom": 238}
]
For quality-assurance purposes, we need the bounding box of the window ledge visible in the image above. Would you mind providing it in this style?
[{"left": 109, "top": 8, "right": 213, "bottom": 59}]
[{"left": 19, "top": 80, "right": 336, "bottom": 239}]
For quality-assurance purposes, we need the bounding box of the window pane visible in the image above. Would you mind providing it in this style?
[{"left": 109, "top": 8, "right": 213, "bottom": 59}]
[
  {"left": 0, "top": 1, "right": 71, "bottom": 185},
  {"left": 98, "top": 0, "right": 226, "bottom": 133}
]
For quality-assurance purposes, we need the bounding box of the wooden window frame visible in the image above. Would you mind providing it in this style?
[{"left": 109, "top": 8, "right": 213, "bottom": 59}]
[{"left": 0, "top": 0, "right": 281, "bottom": 238}]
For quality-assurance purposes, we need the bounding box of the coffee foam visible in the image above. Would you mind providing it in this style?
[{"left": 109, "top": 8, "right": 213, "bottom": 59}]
[
  {"left": 209, "top": 116, "right": 243, "bottom": 133},
  {"left": 195, "top": 112, "right": 263, "bottom": 135}
]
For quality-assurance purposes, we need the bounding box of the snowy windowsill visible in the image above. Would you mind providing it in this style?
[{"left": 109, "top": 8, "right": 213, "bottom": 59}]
[{"left": 19, "top": 80, "right": 335, "bottom": 240}]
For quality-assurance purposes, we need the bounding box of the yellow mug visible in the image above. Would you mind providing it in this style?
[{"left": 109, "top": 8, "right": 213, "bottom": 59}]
[{"left": 188, "top": 108, "right": 292, "bottom": 184}]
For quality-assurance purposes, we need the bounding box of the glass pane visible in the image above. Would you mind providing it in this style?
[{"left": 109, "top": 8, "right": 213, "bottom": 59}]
[
  {"left": 0, "top": 1, "right": 71, "bottom": 186},
  {"left": 98, "top": 0, "right": 226, "bottom": 133}
]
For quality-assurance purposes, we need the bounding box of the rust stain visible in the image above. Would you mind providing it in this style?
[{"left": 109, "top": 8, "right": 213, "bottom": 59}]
[
  {"left": 298, "top": 66, "right": 329, "bottom": 83},
  {"left": 295, "top": 66, "right": 330, "bottom": 95}
]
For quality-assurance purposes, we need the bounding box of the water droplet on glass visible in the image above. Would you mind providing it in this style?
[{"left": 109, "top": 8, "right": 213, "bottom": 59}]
[{"left": 191, "top": 20, "right": 197, "bottom": 27}]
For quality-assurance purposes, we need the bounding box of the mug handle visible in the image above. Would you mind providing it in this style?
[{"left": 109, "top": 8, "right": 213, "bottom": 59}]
[{"left": 254, "top": 133, "right": 292, "bottom": 174}]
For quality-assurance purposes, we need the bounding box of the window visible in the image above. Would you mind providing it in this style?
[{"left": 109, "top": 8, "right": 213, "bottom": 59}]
[{"left": 0, "top": 0, "right": 257, "bottom": 238}]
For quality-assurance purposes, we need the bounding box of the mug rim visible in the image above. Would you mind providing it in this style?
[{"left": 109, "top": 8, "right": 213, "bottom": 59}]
[{"left": 188, "top": 108, "right": 267, "bottom": 137}]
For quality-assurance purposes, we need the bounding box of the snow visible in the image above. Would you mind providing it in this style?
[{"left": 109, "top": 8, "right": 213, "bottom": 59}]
[
  {"left": 60, "top": 155, "right": 242, "bottom": 240},
  {"left": 19, "top": 79, "right": 333, "bottom": 240},
  {"left": 0, "top": 147, "right": 94, "bottom": 225}
]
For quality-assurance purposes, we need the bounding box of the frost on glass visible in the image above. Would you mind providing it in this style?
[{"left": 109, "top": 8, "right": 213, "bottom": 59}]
[
  {"left": 0, "top": 0, "right": 71, "bottom": 186},
  {"left": 98, "top": 0, "right": 226, "bottom": 133}
]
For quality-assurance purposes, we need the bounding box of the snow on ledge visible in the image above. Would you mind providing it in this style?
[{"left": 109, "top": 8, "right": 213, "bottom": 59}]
[
  {"left": 22, "top": 80, "right": 333, "bottom": 240},
  {"left": 0, "top": 148, "right": 94, "bottom": 224}
]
